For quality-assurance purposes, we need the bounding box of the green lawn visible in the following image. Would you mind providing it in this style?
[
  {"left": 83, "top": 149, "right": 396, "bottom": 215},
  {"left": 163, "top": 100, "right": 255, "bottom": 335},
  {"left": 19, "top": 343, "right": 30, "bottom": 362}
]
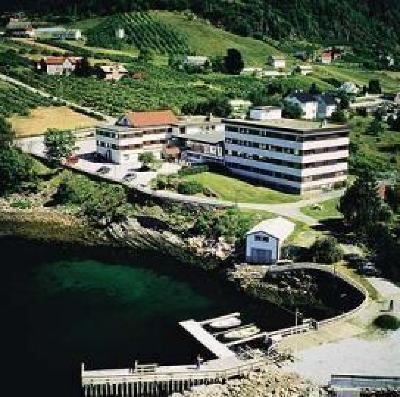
[
  {"left": 313, "top": 64, "right": 400, "bottom": 92},
  {"left": 155, "top": 11, "right": 281, "bottom": 66},
  {"left": 301, "top": 198, "right": 343, "bottom": 221},
  {"left": 349, "top": 116, "right": 400, "bottom": 172},
  {"left": 183, "top": 172, "right": 301, "bottom": 204}
]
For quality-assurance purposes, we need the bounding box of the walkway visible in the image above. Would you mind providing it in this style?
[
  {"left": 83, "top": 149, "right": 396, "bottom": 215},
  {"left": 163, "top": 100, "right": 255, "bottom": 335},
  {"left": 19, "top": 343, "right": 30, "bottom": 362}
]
[
  {"left": 179, "top": 320, "right": 236, "bottom": 359},
  {"left": 282, "top": 276, "right": 400, "bottom": 385},
  {"left": 0, "top": 73, "right": 113, "bottom": 122}
]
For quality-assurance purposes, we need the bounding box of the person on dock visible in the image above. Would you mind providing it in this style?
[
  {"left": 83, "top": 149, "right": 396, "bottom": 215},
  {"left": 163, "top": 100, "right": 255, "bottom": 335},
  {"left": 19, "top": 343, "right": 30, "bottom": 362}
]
[{"left": 196, "top": 354, "right": 203, "bottom": 369}]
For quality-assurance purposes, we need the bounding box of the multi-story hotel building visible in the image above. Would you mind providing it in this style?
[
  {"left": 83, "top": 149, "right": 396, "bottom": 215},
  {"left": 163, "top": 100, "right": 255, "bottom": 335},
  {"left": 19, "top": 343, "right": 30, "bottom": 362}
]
[
  {"left": 224, "top": 118, "right": 349, "bottom": 194},
  {"left": 96, "top": 111, "right": 225, "bottom": 164},
  {"left": 96, "top": 110, "right": 178, "bottom": 164}
]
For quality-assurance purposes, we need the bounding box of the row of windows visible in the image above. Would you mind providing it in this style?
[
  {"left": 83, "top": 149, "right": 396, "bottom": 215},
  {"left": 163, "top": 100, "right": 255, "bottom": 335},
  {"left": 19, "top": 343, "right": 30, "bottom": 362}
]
[
  {"left": 97, "top": 139, "right": 166, "bottom": 150},
  {"left": 226, "top": 162, "right": 347, "bottom": 183},
  {"left": 97, "top": 128, "right": 170, "bottom": 139},
  {"left": 226, "top": 139, "right": 348, "bottom": 156},
  {"left": 226, "top": 138, "right": 296, "bottom": 154},
  {"left": 255, "top": 235, "right": 269, "bottom": 242},
  {"left": 226, "top": 125, "right": 348, "bottom": 142},
  {"left": 225, "top": 151, "right": 347, "bottom": 170}
]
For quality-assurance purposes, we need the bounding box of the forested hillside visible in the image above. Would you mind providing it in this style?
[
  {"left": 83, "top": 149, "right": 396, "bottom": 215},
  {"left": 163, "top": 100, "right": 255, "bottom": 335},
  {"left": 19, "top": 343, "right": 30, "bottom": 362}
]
[{"left": 4, "top": 0, "right": 400, "bottom": 55}]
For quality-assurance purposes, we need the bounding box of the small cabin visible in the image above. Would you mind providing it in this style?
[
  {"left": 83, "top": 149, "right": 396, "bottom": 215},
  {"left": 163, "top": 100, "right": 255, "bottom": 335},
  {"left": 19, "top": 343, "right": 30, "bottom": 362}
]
[{"left": 246, "top": 217, "right": 295, "bottom": 264}]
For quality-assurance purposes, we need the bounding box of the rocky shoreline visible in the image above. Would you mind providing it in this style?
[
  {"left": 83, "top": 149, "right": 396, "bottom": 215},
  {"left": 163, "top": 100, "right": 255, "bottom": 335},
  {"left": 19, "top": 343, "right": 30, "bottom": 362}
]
[{"left": 173, "top": 368, "right": 325, "bottom": 397}]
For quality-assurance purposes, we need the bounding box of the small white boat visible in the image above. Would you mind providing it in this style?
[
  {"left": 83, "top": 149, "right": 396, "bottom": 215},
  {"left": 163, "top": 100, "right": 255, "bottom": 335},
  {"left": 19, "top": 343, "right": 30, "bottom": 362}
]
[
  {"left": 223, "top": 325, "right": 260, "bottom": 340},
  {"left": 210, "top": 317, "right": 241, "bottom": 329}
]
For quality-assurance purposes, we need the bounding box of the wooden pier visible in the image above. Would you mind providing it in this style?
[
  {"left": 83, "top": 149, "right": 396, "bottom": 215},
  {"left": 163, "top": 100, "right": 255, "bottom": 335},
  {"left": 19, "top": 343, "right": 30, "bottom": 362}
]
[{"left": 82, "top": 312, "right": 316, "bottom": 396}]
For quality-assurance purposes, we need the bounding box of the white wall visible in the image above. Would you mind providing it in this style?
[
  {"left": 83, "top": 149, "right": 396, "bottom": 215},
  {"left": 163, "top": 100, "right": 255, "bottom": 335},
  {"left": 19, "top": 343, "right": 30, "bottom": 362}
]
[
  {"left": 246, "top": 232, "right": 279, "bottom": 263},
  {"left": 250, "top": 108, "right": 282, "bottom": 120}
]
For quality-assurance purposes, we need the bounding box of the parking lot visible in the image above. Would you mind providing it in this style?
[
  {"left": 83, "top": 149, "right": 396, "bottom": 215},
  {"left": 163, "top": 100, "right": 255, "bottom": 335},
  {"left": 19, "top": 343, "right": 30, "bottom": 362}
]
[{"left": 16, "top": 136, "right": 182, "bottom": 187}]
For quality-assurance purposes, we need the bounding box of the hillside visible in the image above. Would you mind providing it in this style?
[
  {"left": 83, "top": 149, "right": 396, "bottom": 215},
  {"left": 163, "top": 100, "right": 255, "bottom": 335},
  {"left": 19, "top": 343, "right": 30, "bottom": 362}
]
[
  {"left": 2, "top": 0, "right": 400, "bottom": 59},
  {"left": 86, "top": 12, "right": 190, "bottom": 55},
  {"left": 154, "top": 11, "right": 280, "bottom": 65},
  {"left": 81, "top": 11, "right": 280, "bottom": 66}
]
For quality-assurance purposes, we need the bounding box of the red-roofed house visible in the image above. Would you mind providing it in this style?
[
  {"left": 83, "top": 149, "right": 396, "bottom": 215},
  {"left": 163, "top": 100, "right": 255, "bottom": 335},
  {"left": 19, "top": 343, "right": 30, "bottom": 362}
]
[
  {"left": 117, "top": 110, "right": 178, "bottom": 128},
  {"left": 36, "top": 56, "right": 82, "bottom": 75},
  {"left": 96, "top": 110, "right": 177, "bottom": 163}
]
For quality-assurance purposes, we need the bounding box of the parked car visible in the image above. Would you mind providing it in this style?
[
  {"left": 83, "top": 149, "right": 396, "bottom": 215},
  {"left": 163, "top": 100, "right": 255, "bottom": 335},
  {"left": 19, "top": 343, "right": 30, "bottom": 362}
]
[
  {"left": 122, "top": 172, "right": 137, "bottom": 182},
  {"left": 359, "top": 262, "right": 381, "bottom": 276},
  {"left": 96, "top": 166, "right": 111, "bottom": 175},
  {"left": 66, "top": 155, "right": 79, "bottom": 164}
]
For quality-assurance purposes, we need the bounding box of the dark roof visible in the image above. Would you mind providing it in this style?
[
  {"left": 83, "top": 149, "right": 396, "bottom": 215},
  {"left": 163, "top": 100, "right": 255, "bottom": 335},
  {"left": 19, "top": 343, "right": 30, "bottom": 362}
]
[
  {"left": 319, "top": 94, "right": 337, "bottom": 105},
  {"left": 288, "top": 92, "right": 317, "bottom": 103}
]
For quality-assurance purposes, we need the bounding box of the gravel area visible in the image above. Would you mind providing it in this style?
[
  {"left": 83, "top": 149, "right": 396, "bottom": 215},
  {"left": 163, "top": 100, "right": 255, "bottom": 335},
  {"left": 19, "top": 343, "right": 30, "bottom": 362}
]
[{"left": 284, "top": 330, "right": 400, "bottom": 385}]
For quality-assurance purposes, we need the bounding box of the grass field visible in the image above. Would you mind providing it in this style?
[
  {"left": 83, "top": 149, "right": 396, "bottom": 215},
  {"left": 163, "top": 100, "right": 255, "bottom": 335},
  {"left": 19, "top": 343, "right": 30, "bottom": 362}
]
[
  {"left": 313, "top": 64, "right": 400, "bottom": 92},
  {"left": 183, "top": 172, "right": 300, "bottom": 204},
  {"left": 71, "top": 11, "right": 282, "bottom": 66},
  {"left": 155, "top": 11, "right": 281, "bottom": 66},
  {"left": 301, "top": 198, "right": 342, "bottom": 221},
  {"left": 9, "top": 106, "right": 99, "bottom": 137},
  {"left": 349, "top": 116, "right": 400, "bottom": 172}
]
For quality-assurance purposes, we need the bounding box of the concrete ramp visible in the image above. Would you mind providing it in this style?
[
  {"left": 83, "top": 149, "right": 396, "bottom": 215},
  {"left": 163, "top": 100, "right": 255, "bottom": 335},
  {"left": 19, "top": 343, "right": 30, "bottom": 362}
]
[{"left": 180, "top": 320, "right": 235, "bottom": 359}]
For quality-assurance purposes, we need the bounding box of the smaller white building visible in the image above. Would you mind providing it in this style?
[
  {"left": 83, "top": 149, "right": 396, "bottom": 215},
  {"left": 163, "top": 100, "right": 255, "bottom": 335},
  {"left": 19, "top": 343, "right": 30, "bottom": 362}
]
[
  {"left": 183, "top": 56, "right": 210, "bottom": 69},
  {"left": 246, "top": 217, "right": 295, "bottom": 264},
  {"left": 339, "top": 82, "right": 359, "bottom": 95},
  {"left": 115, "top": 28, "right": 125, "bottom": 39},
  {"left": 267, "top": 55, "right": 286, "bottom": 69},
  {"left": 285, "top": 92, "right": 318, "bottom": 120},
  {"left": 34, "top": 27, "right": 82, "bottom": 40},
  {"left": 249, "top": 106, "right": 282, "bottom": 121},
  {"left": 317, "top": 94, "right": 337, "bottom": 119},
  {"left": 294, "top": 65, "right": 313, "bottom": 75}
]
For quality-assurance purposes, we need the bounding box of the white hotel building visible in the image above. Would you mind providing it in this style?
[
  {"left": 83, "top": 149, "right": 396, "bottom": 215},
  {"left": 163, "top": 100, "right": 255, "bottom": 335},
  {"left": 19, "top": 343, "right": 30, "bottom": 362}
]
[
  {"left": 96, "top": 111, "right": 225, "bottom": 164},
  {"left": 224, "top": 118, "right": 349, "bottom": 194},
  {"left": 96, "top": 111, "right": 177, "bottom": 164}
]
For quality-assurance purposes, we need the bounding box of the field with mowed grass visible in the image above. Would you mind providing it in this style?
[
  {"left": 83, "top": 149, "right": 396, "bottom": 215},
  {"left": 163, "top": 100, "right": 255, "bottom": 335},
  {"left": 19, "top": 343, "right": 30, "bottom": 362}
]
[
  {"left": 155, "top": 11, "right": 281, "bottom": 66},
  {"left": 313, "top": 65, "right": 400, "bottom": 92},
  {"left": 9, "top": 106, "right": 99, "bottom": 137},
  {"left": 182, "top": 172, "right": 300, "bottom": 204},
  {"left": 301, "top": 198, "right": 343, "bottom": 221}
]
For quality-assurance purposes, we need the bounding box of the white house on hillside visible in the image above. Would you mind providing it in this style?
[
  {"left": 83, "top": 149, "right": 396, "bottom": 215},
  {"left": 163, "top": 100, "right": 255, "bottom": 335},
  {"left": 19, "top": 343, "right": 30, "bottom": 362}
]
[
  {"left": 246, "top": 217, "right": 295, "bottom": 264},
  {"left": 36, "top": 56, "right": 82, "bottom": 75},
  {"left": 267, "top": 55, "right": 286, "bottom": 69},
  {"left": 339, "top": 82, "right": 359, "bottom": 95},
  {"left": 285, "top": 92, "right": 318, "bottom": 120},
  {"left": 183, "top": 56, "right": 210, "bottom": 69},
  {"left": 286, "top": 92, "right": 337, "bottom": 120},
  {"left": 317, "top": 95, "right": 337, "bottom": 119}
]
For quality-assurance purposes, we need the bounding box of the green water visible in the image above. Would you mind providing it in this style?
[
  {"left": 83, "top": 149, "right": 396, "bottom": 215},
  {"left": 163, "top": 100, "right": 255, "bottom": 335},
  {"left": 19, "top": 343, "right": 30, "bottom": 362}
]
[{"left": 3, "top": 236, "right": 292, "bottom": 397}]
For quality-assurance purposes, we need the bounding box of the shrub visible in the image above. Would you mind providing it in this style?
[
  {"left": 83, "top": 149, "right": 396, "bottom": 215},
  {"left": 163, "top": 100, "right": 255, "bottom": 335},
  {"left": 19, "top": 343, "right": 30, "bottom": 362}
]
[
  {"left": 177, "top": 180, "right": 204, "bottom": 195},
  {"left": 310, "top": 236, "right": 343, "bottom": 264},
  {"left": 373, "top": 314, "right": 400, "bottom": 330},
  {"left": 178, "top": 165, "right": 209, "bottom": 176},
  {"left": 10, "top": 199, "right": 32, "bottom": 209}
]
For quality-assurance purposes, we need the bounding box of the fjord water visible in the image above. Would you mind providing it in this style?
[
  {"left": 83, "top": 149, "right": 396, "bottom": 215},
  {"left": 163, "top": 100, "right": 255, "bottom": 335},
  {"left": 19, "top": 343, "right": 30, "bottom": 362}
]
[{"left": 2, "top": 236, "right": 293, "bottom": 397}]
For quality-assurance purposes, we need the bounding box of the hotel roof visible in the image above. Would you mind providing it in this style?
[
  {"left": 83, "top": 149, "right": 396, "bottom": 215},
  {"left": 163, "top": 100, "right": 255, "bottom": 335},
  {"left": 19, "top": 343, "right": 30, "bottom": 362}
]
[
  {"left": 173, "top": 131, "right": 224, "bottom": 144},
  {"left": 123, "top": 110, "right": 178, "bottom": 127},
  {"left": 223, "top": 117, "right": 348, "bottom": 133}
]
